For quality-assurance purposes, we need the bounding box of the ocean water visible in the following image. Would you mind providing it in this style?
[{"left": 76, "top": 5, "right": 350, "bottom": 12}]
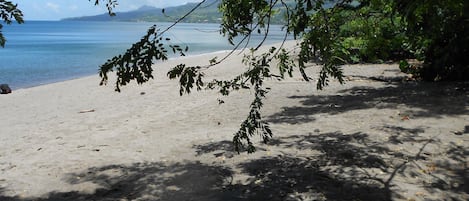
[{"left": 0, "top": 21, "right": 289, "bottom": 89}]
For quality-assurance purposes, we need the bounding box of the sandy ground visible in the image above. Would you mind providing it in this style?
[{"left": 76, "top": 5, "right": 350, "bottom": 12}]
[{"left": 0, "top": 41, "right": 468, "bottom": 201}]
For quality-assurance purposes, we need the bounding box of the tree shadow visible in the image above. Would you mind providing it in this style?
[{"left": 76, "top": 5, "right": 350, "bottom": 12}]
[
  {"left": 192, "top": 125, "right": 468, "bottom": 200},
  {"left": 377, "top": 125, "right": 426, "bottom": 144},
  {"left": 1, "top": 79, "right": 466, "bottom": 201},
  {"left": 190, "top": 132, "right": 403, "bottom": 200},
  {"left": 0, "top": 161, "right": 234, "bottom": 201},
  {"left": 268, "top": 132, "right": 391, "bottom": 169},
  {"left": 0, "top": 187, "right": 15, "bottom": 201},
  {"left": 192, "top": 134, "right": 396, "bottom": 200},
  {"left": 231, "top": 156, "right": 392, "bottom": 201},
  {"left": 277, "top": 131, "right": 467, "bottom": 199},
  {"left": 193, "top": 140, "right": 238, "bottom": 157},
  {"left": 268, "top": 81, "right": 468, "bottom": 124},
  {"left": 430, "top": 142, "right": 469, "bottom": 196},
  {"left": 1, "top": 127, "right": 466, "bottom": 201},
  {"left": 427, "top": 158, "right": 469, "bottom": 201},
  {"left": 192, "top": 131, "right": 407, "bottom": 200}
]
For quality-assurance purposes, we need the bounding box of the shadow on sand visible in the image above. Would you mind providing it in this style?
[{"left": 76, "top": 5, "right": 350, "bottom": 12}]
[
  {"left": 2, "top": 127, "right": 465, "bottom": 201},
  {"left": 268, "top": 80, "right": 468, "bottom": 124},
  {"left": 1, "top": 161, "right": 234, "bottom": 201},
  {"left": 1, "top": 80, "right": 467, "bottom": 201},
  {"left": 192, "top": 130, "right": 467, "bottom": 200}
]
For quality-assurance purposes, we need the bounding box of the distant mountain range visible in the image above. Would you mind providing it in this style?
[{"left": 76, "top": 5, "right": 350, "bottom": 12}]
[
  {"left": 62, "top": 0, "right": 336, "bottom": 24},
  {"left": 62, "top": 0, "right": 290, "bottom": 24},
  {"left": 63, "top": 0, "right": 225, "bottom": 23}
]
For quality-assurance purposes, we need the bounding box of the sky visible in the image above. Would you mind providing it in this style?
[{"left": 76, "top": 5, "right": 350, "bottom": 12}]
[{"left": 14, "top": 0, "right": 199, "bottom": 20}]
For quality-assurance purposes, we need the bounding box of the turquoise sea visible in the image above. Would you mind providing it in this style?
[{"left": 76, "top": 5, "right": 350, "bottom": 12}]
[{"left": 0, "top": 21, "right": 289, "bottom": 89}]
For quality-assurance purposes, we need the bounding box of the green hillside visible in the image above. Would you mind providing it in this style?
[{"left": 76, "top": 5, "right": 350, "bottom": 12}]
[
  {"left": 62, "top": 1, "right": 213, "bottom": 23},
  {"left": 62, "top": 0, "right": 293, "bottom": 24}
]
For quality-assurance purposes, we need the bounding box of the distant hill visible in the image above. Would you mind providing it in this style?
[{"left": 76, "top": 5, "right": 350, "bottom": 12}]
[
  {"left": 63, "top": 0, "right": 222, "bottom": 23},
  {"left": 62, "top": 0, "right": 335, "bottom": 24}
]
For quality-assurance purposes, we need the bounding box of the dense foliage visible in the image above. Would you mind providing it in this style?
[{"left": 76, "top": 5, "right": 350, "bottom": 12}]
[
  {"left": 395, "top": 0, "right": 469, "bottom": 81},
  {"left": 1, "top": 0, "right": 468, "bottom": 152}
]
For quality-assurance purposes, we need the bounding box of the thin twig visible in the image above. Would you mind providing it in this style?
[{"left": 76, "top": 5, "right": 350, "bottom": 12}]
[{"left": 156, "top": 0, "right": 207, "bottom": 38}]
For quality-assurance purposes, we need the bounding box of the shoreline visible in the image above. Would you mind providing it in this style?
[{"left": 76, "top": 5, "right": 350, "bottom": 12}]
[
  {"left": 8, "top": 41, "right": 285, "bottom": 91},
  {"left": 8, "top": 49, "right": 236, "bottom": 91}
]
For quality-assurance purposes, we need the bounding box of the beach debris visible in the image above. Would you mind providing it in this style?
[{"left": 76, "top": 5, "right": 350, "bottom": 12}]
[
  {"left": 1, "top": 164, "right": 16, "bottom": 171},
  {"left": 328, "top": 103, "right": 341, "bottom": 108},
  {"left": 452, "top": 130, "right": 463, "bottom": 135},
  {"left": 0, "top": 84, "right": 12, "bottom": 94},
  {"left": 214, "top": 152, "right": 234, "bottom": 159},
  {"left": 254, "top": 179, "right": 263, "bottom": 185},
  {"left": 78, "top": 109, "right": 95, "bottom": 113},
  {"left": 140, "top": 92, "right": 146, "bottom": 95},
  {"left": 166, "top": 185, "right": 181, "bottom": 191},
  {"left": 398, "top": 112, "right": 411, "bottom": 120},
  {"left": 214, "top": 152, "right": 224, "bottom": 157},
  {"left": 415, "top": 191, "right": 426, "bottom": 197}
]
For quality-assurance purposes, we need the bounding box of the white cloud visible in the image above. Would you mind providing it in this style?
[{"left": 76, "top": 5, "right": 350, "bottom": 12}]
[
  {"left": 69, "top": 5, "right": 79, "bottom": 11},
  {"left": 46, "top": 2, "right": 60, "bottom": 12}
]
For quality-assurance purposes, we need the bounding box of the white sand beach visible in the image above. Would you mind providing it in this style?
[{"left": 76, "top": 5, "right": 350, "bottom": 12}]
[{"left": 0, "top": 41, "right": 468, "bottom": 201}]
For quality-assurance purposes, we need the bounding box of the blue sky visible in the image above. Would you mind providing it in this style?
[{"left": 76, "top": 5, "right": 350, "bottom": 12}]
[{"left": 14, "top": 0, "right": 199, "bottom": 20}]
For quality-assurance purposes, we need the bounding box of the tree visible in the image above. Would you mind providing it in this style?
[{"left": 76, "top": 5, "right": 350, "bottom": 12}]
[
  {"left": 0, "top": 0, "right": 23, "bottom": 47},
  {"left": 2, "top": 0, "right": 468, "bottom": 152},
  {"left": 395, "top": 0, "right": 469, "bottom": 81}
]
